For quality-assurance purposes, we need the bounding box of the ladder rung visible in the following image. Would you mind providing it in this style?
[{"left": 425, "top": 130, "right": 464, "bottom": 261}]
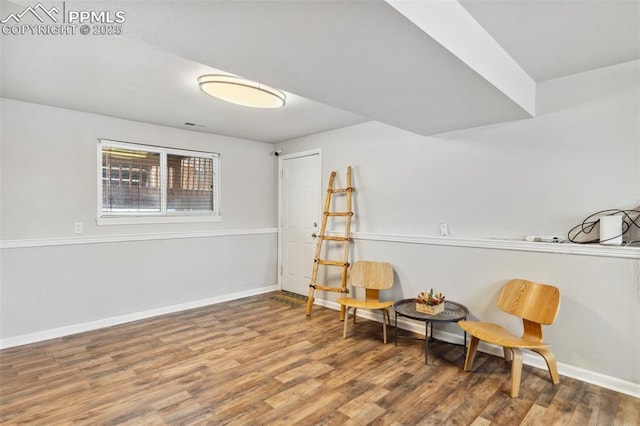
[
  {"left": 324, "top": 211, "right": 353, "bottom": 217},
  {"left": 320, "top": 235, "right": 351, "bottom": 242},
  {"left": 330, "top": 187, "right": 354, "bottom": 194},
  {"left": 311, "top": 284, "right": 349, "bottom": 293},
  {"left": 316, "top": 259, "right": 349, "bottom": 267}
]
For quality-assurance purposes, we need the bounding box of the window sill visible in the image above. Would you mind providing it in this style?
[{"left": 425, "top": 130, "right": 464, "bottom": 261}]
[{"left": 97, "top": 215, "right": 222, "bottom": 225}]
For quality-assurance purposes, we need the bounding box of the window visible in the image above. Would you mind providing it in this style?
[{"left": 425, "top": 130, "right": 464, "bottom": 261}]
[{"left": 98, "top": 140, "right": 220, "bottom": 224}]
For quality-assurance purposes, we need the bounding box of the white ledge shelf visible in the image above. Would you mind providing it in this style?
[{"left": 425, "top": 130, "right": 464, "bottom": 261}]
[
  {"left": 344, "top": 232, "right": 640, "bottom": 260},
  {"left": 0, "top": 228, "right": 278, "bottom": 249},
  {"left": 4, "top": 229, "right": 638, "bottom": 259}
]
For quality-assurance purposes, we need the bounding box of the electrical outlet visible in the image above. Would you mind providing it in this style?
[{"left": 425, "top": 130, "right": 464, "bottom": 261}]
[
  {"left": 74, "top": 222, "right": 83, "bottom": 234},
  {"left": 439, "top": 222, "right": 449, "bottom": 236}
]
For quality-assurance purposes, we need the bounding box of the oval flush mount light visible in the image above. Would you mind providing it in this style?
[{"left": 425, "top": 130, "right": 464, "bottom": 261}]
[{"left": 198, "top": 74, "right": 286, "bottom": 108}]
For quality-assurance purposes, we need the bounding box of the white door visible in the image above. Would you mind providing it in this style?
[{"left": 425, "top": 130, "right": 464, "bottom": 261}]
[{"left": 280, "top": 152, "right": 321, "bottom": 295}]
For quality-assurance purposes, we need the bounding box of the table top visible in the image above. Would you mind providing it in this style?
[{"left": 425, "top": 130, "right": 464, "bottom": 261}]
[{"left": 393, "top": 298, "right": 469, "bottom": 322}]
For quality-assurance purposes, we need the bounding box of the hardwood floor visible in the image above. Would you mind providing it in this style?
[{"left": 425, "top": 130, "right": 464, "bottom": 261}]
[{"left": 1, "top": 293, "right": 638, "bottom": 425}]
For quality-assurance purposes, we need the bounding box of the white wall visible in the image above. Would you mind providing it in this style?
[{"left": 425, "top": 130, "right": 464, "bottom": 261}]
[
  {"left": 1, "top": 99, "right": 276, "bottom": 239},
  {"left": 0, "top": 99, "right": 278, "bottom": 343},
  {"left": 279, "top": 61, "right": 639, "bottom": 238},
  {"left": 277, "top": 61, "right": 640, "bottom": 393}
]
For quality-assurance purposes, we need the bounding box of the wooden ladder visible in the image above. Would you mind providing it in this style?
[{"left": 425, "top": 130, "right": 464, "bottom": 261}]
[{"left": 305, "top": 166, "right": 354, "bottom": 318}]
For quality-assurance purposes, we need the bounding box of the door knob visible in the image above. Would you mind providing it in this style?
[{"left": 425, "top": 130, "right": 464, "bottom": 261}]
[{"left": 311, "top": 232, "right": 318, "bottom": 238}]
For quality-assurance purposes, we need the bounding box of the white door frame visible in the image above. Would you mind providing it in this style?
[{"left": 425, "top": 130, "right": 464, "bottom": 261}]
[{"left": 277, "top": 149, "right": 322, "bottom": 290}]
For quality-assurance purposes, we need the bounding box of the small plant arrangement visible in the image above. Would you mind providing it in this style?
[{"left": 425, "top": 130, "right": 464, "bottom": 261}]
[{"left": 415, "top": 289, "right": 446, "bottom": 315}]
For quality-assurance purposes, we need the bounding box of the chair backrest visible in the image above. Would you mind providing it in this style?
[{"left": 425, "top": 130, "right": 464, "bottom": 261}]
[
  {"left": 497, "top": 279, "right": 561, "bottom": 325},
  {"left": 349, "top": 261, "right": 394, "bottom": 290}
]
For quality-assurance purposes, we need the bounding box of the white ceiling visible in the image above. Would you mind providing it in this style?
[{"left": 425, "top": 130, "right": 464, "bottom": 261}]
[
  {"left": 1, "top": 0, "right": 638, "bottom": 143},
  {"left": 459, "top": 0, "right": 640, "bottom": 82}
]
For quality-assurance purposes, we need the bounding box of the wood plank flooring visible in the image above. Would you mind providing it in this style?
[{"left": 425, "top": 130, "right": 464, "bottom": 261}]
[{"left": 1, "top": 293, "right": 638, "bottom": 425}]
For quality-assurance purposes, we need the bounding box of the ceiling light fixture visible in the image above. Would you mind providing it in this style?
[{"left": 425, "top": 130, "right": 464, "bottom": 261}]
[{"left": 198, "top": 74, "right": 286, "bottom": 109}]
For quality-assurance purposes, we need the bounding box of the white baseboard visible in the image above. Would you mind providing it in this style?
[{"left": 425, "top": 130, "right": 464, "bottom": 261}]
[
  {"left": 0, "top": 285, "right": 278, "bottom": 350},
  {"left": 313, "top": 299, "right": 640, "bottom": 399}
]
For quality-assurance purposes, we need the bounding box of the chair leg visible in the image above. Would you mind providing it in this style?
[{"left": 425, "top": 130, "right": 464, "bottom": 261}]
[
  {"left": 531, "top": 347, "right": 560, "bottom": 384},
  {"left": 343, "top": 307, "right": 350, "bottom": 339},
  {"left": 353, "top": 308, "right": 358, "bottom": 324},
  {"left": 503, "top": 346, "right": 513, "bottom": 362},
  {"left": 509, "top": 348, "right": 523, "bottom": 398},
  {"left": 381, "top": 309, "right": 388, "bottom": 344},
  {"left": 464, "top": 336, "right": 480, "bottom": 372}
]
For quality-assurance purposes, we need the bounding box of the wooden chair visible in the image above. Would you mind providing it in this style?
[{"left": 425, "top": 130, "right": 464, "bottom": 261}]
[
  {"left": 458, "top": 279, "right": 561, "bottom": 397},
  {"left": 337, "top": 261, "right": 394, "bottom": 343}
]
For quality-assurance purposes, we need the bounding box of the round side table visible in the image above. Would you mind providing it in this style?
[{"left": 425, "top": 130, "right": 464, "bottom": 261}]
[{"left": 393, "top": 299, "right": 469, "bottom": 364}]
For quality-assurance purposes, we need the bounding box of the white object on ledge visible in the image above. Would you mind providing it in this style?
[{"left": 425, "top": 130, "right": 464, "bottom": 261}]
[{"left": 599, "top": 215, "right": 623, "bottom": 246}]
